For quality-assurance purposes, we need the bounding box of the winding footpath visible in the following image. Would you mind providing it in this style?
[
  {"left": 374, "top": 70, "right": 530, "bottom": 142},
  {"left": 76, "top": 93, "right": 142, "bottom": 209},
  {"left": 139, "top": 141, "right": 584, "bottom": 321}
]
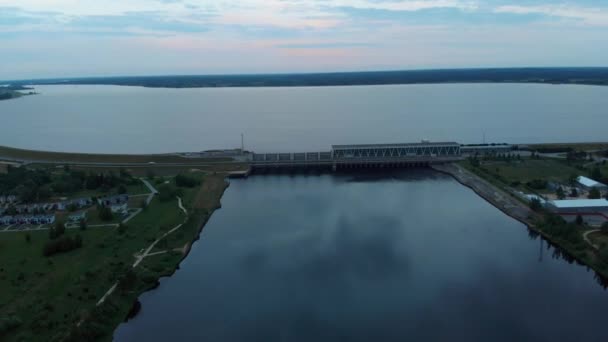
[
  {"left": 583, "top": 229, "right": 601, "bottom": 251},
  {"left": 97, "top": 196, "right": 188, "bottom": 306}
]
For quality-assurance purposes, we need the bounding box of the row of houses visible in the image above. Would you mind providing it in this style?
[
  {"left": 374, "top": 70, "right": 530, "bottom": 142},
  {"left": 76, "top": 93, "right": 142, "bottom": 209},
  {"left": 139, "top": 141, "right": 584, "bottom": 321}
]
[
  {"left": 0, "top": 214, "right": 56, "bottom": 226},
  {"left": 1, "top": 194, "right": 129, "bottom": 215},
  {"left": 97, "top": 194, "right": 129, "bottom": 207},
  {"left": 0, "top": 195, "right": 17, "bottom": 205},
  {"left": 1, "top": 197, "right": 94, "bottom": 215}
]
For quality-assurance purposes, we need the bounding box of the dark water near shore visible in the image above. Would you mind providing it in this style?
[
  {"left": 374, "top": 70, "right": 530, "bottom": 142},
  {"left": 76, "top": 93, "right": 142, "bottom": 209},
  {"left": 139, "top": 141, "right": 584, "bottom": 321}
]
[
  {"left": 1, "top": 84, "right": 608, "bottom": 153},
  {"left": 114, "top": 171, "right": 608, "bottom": 342}
]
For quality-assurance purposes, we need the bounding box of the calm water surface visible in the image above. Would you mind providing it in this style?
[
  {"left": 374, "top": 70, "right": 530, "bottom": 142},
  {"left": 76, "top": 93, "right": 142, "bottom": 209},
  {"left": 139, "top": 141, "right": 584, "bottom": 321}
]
[
  {"left": 1, "top": 84, "right": 608, "bottom": 153},
  {"left": 114, "top": 171, "right": 608, "bottom": 342}
]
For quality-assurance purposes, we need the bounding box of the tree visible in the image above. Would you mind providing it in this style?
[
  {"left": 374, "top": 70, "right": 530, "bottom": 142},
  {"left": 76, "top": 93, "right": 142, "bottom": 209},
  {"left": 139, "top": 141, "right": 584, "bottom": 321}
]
[
  {"left": 576, "top": 215, "right": 584, "bottom": 225},
  {"left": 117, "top": 184, "right": 127, "bottom": 195},
  {"left": 98, "top": 206, "right": 114, "bottom": 222},
  {"left": 175, "top": 174, "right": 200, "bottom": 188},
  {"left": 529, "top": 198, "right": 542, "bottom": 212},
  {"left": 589, "top": 187, "right": 601, "bottom": 199},
  {"left": 601, "top": 221, "right": 608, "bottom": 233},
  {"left": 117, "top": 269, "right": 137, "bottom": 294},
  {"left": 117, "top": 223, "right": 127, "bottom": 234},
  {"left": 591, "top": 166, "right": 603, "bottom": 181},
  {"left": 556, "top": 187, "right": 566, "bottom": 200},
  {"left": 49, "top": 219, "right": 66, "bottom": 239},
  {"left": 570, "top": 188, "right": 579, "bottom": 198},
  {"left": 158, "top": 184, "right": 180, "bottom": 202},
  {"left": 25, "top": 233, "right": 31, "bottom": 243},
  {"left": 79, "top": 219, "right": 87, "bottom": 231}
]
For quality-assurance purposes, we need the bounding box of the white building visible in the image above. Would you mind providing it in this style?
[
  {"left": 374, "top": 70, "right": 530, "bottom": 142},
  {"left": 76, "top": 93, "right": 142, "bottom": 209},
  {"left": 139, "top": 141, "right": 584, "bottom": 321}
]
[
  {"left": 547, "top": 199, "right": 608, "bottom": 225},
  {"left": 110, "top": 203, "right": 128, "bottom": 215},
  {"left": 577, "top": 176, "right": 607, "bottom": 190}
]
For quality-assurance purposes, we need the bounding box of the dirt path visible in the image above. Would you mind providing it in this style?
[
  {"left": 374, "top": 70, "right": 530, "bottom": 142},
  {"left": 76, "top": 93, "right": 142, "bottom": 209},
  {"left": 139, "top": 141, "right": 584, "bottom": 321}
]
[
  {"left": 583, "top": 229, "right": 601, "bottom": 250},
  {"left": 97, "top": 196, "right": 187, "bottom": 306}
]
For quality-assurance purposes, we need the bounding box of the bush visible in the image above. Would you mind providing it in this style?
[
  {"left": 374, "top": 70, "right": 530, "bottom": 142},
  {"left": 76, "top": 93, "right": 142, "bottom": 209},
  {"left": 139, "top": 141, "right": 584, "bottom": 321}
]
[
  {"left": 98, "top": 206, "right": 113, "bottom": 222},
  {"left": 526, "top": 179, "right": 547, "bottom": 190},
  {"left": 117, "top": 223, "right": 127, "bottom": 235},
  {"left": 43, "top": 235, "right": 83, "bottom": 257},
  {"left": 175, "top": 174, "right": 200, "bottom": 188},
  {"left": 158, "top": 184, "right": 181, "bottom": 202},
  {"left": 588, "top": 188, "right": 601, "bottom": 199},
  {"left": 600, "top": 247, "right": 608, "bottom": 264},
  {"left": 79, "top": 219, "right": 87, "bottom": 231},
  {"left": 117, "top": 269, "right": 138, "bottom": 294},
  {"left": 0, "top": 315, "right": 22, "bottom": 336},
  {"left": 529, "top": 198, "right": 542, "bottom": 212},
  {"left": 117, "top": 184, "right": 127, "bottom": 195},
  {"left": 49, "top": 220, "right": 66, "bottom": 240}
]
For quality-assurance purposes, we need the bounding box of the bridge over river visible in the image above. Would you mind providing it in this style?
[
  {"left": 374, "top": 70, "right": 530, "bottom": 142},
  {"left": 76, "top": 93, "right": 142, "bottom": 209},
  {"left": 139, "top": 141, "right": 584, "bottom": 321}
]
[{"left": 250, "top": 141, "right": 464, "bottom": 171}]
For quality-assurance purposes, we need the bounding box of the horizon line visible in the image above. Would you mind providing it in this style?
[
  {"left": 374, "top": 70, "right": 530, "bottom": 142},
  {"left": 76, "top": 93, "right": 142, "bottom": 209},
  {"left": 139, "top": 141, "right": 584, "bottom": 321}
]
[{"left": 4, "top": 66, "right": 608, "bottom": 84}]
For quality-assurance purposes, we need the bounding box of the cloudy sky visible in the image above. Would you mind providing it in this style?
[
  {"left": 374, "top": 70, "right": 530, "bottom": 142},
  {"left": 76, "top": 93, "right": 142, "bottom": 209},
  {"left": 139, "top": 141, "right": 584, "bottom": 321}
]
[{"left": 1, "top": 0, "right": 607, "bottom": 80}]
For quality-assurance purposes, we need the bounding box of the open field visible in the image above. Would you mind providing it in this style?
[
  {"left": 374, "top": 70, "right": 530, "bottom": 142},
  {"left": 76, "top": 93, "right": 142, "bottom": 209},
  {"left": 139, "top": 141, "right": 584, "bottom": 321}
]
[
  {"left": 480, "top": 159, "right": 581, "bottom": 184},
  {"left": 528, "top": 142, "right": 608, "bottom": 152},
  {"left": 0, "top": 145, "right": 233, "bottom": 165},
  {"left": 0, "top": 172, "right": 229, "bottom": 341}
]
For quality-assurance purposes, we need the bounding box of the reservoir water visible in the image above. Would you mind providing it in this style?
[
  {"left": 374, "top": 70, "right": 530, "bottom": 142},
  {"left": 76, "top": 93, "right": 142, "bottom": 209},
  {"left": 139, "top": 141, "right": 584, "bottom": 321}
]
[
  {"left": 1, "top": 84, "right": 608, "bottom": 153},
  {"left": 115, "top": 171, "right": 608, "bottom": 341}
]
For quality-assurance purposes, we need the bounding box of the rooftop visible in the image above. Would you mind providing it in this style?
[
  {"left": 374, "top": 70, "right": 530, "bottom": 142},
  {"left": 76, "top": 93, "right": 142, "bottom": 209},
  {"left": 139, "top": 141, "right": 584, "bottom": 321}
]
[
  {"left": 577, "top": 176, "right": 606, "bottom": 188},
  {"left": 550, "top": 199, "right": 608, "bottom": 209},
  {"left": 332, "top": 142, "right": 459, "bottom": 149}
]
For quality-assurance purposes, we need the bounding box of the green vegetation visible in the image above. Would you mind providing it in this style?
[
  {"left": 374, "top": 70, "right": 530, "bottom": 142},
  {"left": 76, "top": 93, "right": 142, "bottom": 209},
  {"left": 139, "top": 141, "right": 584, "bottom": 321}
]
[
  {"left": 461, "top": 153, "right": 608, "bottom": 279},
  {"left": 43, "top": 235, "right": 83, "bottom": 257},
  {"left": 0, "top": 166, "right": 139, "bottom": 203},
  {"left": 0, "top": 169, "right": 228, "bottom": 341},
  {"left": 175, "top": 174, "right": 200, "bottom": 188},
  {"left": 97, "top": 206, "right": 114, "bottom": 222},
  {"left": 589, "top": 188, "right": 601, "bottom": 199},
  {"left": 0, "top": 145, "right": 233, "bottom": 165}
]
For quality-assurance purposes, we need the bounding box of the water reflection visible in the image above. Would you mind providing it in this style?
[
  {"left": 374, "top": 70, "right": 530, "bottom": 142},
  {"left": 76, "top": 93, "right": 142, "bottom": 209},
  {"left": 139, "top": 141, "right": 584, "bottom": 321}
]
[{"left": 115, "top": 171, "right": 608, "bottom": 341}]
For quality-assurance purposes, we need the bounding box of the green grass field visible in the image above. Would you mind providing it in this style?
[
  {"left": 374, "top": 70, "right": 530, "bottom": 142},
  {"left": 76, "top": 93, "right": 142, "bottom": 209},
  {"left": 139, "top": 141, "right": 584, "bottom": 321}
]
[
  {"left": 0, "top": 173, "right": 228, "bottom": 341},
  {"left": 481, "top": 159, "right": 582, "bottom": 184},
  {"left": 528, "top": 142, "right": 608, "bottom": 152}
]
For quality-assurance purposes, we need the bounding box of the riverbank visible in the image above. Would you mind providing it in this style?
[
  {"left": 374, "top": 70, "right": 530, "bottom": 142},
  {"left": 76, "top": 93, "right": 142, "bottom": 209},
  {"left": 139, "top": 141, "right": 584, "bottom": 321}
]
[
  {"left": 0, "top": 171, "right": 230, "bottom": 341},
  {"left": 432, "top": 163, "right": 608, "bottom": 282},
  {"left": 68, "top": 174, "right": 229, "bottom": 342}
]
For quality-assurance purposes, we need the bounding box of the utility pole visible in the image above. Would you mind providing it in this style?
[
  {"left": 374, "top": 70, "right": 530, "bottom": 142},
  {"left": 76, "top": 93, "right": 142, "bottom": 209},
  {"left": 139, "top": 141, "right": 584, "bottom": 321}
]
[{"left": 241, "top": 133, "right": 244, "bottom": 154}]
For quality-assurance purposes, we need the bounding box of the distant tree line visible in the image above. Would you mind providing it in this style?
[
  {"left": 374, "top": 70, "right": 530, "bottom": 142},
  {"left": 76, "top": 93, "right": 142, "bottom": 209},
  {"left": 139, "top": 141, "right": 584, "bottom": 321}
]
[{"left": 0, "top": 166, "right": 137, "bottom": 203}]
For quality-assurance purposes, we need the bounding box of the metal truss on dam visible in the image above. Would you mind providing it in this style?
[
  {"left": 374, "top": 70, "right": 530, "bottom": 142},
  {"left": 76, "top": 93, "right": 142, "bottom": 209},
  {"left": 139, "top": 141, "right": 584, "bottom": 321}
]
[{"left": 251, "top": 141, "right": 463, "bottom": 170}]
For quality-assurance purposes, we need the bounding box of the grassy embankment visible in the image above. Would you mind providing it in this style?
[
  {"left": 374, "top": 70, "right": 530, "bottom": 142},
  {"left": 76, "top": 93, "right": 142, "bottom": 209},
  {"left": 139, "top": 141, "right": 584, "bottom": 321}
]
[
  {"left": 0, "top": 172, "right": 229, "bottom": 341},
  {"left": 459, "top": 156, "right": 608, "bottom": 279},
  {"left": 0, "top": 145, "right": 235, "bottom": 165}
]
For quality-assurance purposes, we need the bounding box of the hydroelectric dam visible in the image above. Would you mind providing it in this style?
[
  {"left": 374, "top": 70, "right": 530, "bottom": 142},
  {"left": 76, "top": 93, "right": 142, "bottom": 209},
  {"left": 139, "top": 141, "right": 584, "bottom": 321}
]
[{"left": 249, "top": 141, "right": 466, "bottom": 171}]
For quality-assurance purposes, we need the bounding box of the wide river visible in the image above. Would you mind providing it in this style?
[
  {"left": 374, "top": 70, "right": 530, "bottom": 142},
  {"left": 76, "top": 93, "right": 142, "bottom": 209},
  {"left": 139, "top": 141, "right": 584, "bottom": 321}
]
[
  {"left": 1, "top": 84, "right": 608, "bottom": 153},
  {"left": 115, "top": 171, "right": 608, "bottom": 342}
]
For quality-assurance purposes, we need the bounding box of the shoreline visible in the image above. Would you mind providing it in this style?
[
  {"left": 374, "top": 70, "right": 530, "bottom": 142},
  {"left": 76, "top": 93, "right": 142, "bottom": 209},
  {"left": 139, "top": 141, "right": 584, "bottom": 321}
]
[
  {"left": 432, "top": 163, "right": 608, "bottom": 285},
  {"left": 113, "top": 176, "right": 230, "bottom": 332}
]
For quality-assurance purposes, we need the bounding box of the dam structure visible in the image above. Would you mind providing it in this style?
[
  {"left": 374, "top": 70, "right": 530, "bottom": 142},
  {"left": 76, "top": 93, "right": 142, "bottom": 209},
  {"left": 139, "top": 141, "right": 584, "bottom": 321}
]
[{"left": 250, "top": 141, "right": 463, "bottom": 171}]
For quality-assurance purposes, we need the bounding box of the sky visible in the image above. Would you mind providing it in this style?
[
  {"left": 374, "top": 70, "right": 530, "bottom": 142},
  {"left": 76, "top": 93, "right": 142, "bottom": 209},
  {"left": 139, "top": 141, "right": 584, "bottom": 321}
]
[{"left": 0, "top": 0, "right": 607, "bottom": 80}]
